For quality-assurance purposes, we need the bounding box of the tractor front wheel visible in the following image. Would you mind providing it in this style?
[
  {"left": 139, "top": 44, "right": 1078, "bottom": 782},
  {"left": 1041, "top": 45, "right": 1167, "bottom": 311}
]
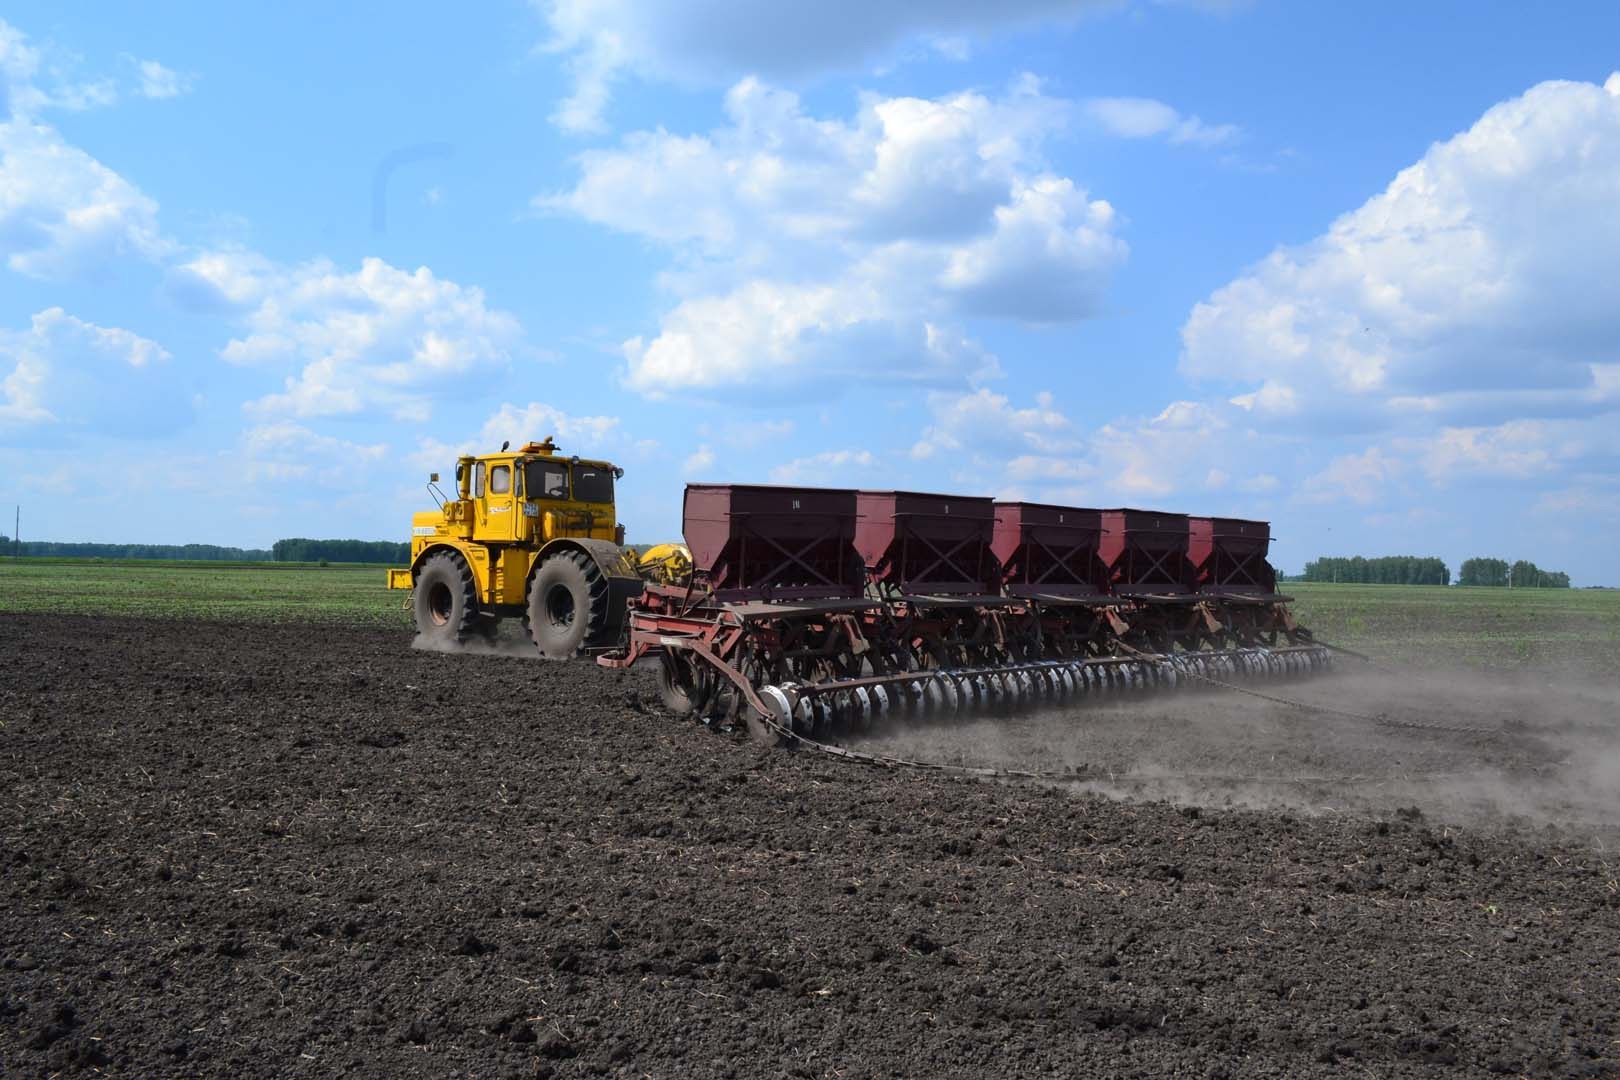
[
  {"left": 526, "top": 551, "right": 611, "bottom": 659},
  {"left": 413, "top": 552, "right": 481, "bottom": 645}
]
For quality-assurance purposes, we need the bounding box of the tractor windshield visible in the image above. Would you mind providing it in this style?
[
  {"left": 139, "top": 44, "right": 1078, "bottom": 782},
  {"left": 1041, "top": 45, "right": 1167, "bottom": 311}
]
[
  {"left": 524, "top": 460, "right": 569, "bottom": 500},
  {"left": 572, "top": 464, "right": 614, "bottom": 503}
]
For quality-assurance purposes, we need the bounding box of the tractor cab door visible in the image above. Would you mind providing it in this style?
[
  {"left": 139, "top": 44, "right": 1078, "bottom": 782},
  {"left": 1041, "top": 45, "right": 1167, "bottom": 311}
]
[{"left": 474, "top": 460, "right": 520, "bottom": 542}]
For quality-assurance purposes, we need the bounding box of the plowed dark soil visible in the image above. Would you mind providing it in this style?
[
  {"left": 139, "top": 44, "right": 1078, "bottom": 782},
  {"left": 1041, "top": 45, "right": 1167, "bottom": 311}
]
[{"left": 2, "top": 615, "right": 1617, "bottom": 1078}]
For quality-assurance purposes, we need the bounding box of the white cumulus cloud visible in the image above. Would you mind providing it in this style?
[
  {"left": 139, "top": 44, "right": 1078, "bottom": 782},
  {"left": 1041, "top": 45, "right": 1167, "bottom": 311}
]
[
  {"left": 0, "top": 118, "right": 167, "bottom": 279},
  {"left": 1408, "top": 421, "right": 1559, "bottom": 482},
  {"left": 1083, "top": 96, "right": 1239, "bottom": 146},
  {"left": 179, "top": 255, "right": 524, "bottom": 422},
  {"left": 239, "top": 422, "right": 389, "bottom": 486},
  {"left": 682, "top": 444, "right": 716, "bottom": 476},
  {"left": 477, "top": 401, "right": 625, "bottom": 451},
  {"left": 1182, "top": 72, "right": 1620, "bottom": 433},
  {"left": 535, "top": 0, "right": 1113, "bottom": 133},
  {"left": 620, "top": 278, "right": 1001, "bottom": 399},
  {"left": 940, "top": 176, "right": 1125, "bottom": 322},
  {"left": 1156, "top": 70, "right": 1620, "bottom": 524},
  {"left": 913, "top": 389, "right": 1290, "bottom": 510},
  {"left": 1300, "top": 447, "right": 1397, "bottom": 505},
  {"left": 0, "top": 307, "right": 185, "bottom": 438},
  {"left": 134, "top": 59, "right": 192, "bottom": 100},
  {"left": 0, "top": 18, "right": 115, "bottom": 117},
  {"left": 2, "top": 19, "right": 191, "bottom": 119},
  {"left": 549, "top": 77, "right": 1126, "bottom": 398},
  {"left": 911, "top": 388, "right": 1077, "bottom": 459},
  {"left": 768, "top": 448, "right": 877, "bottom": 485},
  {"left": 0, "top": 20, "right": 179, "bottom": 281},
  {"left": 409, "top": 401, "right": 645, "bottom": 476},
  {"left": 551, "top": 77, "right": 1069, "bottom": 258}
]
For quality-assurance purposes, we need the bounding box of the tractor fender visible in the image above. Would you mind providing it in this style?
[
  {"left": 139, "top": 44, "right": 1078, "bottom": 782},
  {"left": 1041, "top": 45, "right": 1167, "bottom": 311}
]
[
  {"left": 410, "top": 541, "right": 482, "bottom": 580},
  {"left": 530, "top": 538, "right": 645, "bottom": 633},
  {"left": 532, "top": 538, "right": 642, "bottom": 583}
]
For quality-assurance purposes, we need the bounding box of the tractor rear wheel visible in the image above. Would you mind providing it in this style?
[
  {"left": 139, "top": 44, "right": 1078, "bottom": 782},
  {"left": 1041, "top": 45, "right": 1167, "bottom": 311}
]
[
  {"left": 526, "top": 550, "right": 611, "bottom": 659},
  {"left": 413, "top": 552, "right": 481, "bottom": 645}
]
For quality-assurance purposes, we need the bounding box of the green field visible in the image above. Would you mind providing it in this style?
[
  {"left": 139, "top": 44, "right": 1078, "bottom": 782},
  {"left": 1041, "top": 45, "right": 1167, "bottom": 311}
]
[
  {"left": 1, "top": 559, "right": 1616, "bottom": 672},
  {"left": 1286, "top": 581, "right": 1620, "bottom": 672},
  {"left": 0, "top": 559, "right": 410, "bottom": 628}
]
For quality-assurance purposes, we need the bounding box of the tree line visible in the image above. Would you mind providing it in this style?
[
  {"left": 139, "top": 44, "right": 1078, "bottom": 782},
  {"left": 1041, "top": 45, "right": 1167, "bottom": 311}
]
[
  {"left": 2, "top": 535, "right": 410, "bottom": 564},
  {"left": 0, "top": 536, "right": 273, "bottom": 561},
  {"left": 1297, "top": 554, "right": 1573, "bottom": 587},
  {"left": 1300, "top": 556, "right": 1451, "bottom": 585},
  {"left": 270, "top": 538, "right": 411, "bottom": 564},
  {"left": 1457, "top": 557, "right": 1571, "bottom": 588}
]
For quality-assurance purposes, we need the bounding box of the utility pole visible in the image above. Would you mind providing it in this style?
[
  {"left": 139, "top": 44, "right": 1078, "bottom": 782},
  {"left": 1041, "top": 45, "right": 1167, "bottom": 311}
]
[{"left": 12, "top": 505, "right": 17, "bottom": 560}]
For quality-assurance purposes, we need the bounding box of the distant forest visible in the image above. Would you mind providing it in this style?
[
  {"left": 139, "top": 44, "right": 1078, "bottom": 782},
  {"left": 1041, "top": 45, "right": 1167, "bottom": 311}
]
[
  {"left": 1457, "top": 557, "right": 1571, "bottom": 589},
  {"left": 269, "top": 538, "right": 411, "bottom": 564},
  {"left": 1298, "top": 554, "right": 1571, "bottom": 587},
  {"left": 1301, "top": 556, "right": 1451, "bottom": 585},
  {"left": 0, "top": 536, "right": 272, "bottom": 561},
  {"left": 2, "top": 535, "right": 409, "bottom": 564}
]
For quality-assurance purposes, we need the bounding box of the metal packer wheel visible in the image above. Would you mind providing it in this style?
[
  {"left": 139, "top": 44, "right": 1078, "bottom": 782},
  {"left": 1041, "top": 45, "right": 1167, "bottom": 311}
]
[{"left": 656, "top": 652, "right": 698, "bottom": 714}]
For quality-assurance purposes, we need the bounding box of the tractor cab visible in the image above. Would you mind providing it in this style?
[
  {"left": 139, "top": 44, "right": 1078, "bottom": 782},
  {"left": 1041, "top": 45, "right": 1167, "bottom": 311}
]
[{"left": 453, "top": 439, "right": 623, "bottom": 547}]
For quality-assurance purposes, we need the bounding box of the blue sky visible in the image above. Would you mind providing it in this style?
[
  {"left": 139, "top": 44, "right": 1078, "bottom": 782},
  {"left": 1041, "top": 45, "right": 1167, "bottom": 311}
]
[{"left": 2, "top": 1, "right": 1618, "bottom": 582}]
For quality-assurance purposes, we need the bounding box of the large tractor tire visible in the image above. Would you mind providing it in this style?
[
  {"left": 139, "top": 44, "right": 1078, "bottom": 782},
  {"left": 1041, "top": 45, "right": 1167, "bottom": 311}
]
[
  {"left": 526, "top": 550, "right": 612, "bottom": 659},
  {"left": 413, "top": 552, "right": 482, "bottom": 645}
]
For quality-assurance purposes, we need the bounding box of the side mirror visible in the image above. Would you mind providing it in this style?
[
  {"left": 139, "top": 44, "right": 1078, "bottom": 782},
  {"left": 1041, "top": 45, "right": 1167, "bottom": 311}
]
[
  {"left": 454, "top": 464, "right": 464, "bottom": 481},
  {"left": 429, "top": 472, "right": 440, "bottom": 483}
]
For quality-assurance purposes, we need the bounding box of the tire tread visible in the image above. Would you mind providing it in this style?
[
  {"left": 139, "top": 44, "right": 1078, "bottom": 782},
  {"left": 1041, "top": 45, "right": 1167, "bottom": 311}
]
[
  {"left": 524, "top": 549, "right": 617, "bottom": 658},
  {"left": 414, "top": 551, "right": 481, "bottom": 643}
]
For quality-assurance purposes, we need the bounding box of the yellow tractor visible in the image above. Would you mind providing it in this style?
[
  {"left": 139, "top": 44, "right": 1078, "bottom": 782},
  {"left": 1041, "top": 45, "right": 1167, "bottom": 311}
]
[{"left": 386, "top": 437, "right": 689, "bottom": 658}]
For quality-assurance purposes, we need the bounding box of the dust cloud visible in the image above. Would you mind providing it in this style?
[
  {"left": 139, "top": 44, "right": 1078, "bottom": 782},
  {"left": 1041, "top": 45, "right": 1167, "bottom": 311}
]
[
  {"left": 410, "top": 622, "right": 545, "bottom": 659},
  {"left": 855, "top": 664, "right": 1620, "bottom": 838}
]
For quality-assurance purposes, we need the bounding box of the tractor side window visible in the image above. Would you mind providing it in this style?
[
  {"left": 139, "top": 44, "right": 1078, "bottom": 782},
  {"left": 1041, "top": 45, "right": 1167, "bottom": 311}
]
[
  {"left": 473, "top": 462, "right": 486, "bottom": 498},
  {"left": 572, "top": 465, "right": 613, "bottom": 503},
  {"left": 524, "top": 460, "right": 568, "bottom": 500},
  {"left": 489, "top": 464, "right": 511, "bottom": 495}
]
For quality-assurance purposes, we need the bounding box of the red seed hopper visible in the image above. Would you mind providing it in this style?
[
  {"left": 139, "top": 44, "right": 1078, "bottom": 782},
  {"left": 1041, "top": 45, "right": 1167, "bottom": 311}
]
[
  {"left": 683, "top": 483, "right": 863, "bottom": 601},
  {"left": 991, "top": 501, "right": 1108, "bottom": 598},
  {"left": 1188, "top": 516, "right": 1278, "bottom": 596},
  {"left": 854, "top": 490, "right": 999, "bottom": 596}
]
